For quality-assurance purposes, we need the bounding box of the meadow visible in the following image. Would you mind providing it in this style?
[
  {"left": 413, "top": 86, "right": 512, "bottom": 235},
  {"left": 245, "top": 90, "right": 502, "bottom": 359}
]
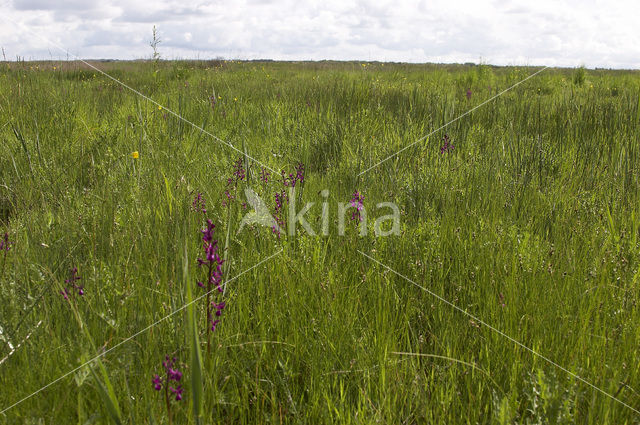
[{"left": 0, "top": 59, "right": 639, "bottom": 424}]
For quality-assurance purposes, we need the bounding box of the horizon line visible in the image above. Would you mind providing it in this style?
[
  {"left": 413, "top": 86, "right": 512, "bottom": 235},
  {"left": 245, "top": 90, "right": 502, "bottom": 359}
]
[{"left": 1, "top": 58, "right": 637, "bottom": 71}]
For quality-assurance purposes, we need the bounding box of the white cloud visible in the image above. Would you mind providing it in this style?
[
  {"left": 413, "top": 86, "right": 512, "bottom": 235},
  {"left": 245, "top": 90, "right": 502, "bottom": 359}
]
[{"left": 0, "top": 0, "right": 638, "bottom": 68}]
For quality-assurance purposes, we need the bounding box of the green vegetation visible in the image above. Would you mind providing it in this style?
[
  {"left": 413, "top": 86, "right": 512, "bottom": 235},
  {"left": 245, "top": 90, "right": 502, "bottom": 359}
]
[{"left": 1, "top": 60, "right": 639, "bottom": 423}]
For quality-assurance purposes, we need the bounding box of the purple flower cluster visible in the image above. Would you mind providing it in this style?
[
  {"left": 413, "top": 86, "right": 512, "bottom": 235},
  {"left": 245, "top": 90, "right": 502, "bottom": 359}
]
[
  {"left": 350, "top": 191, "right": 365, "bottom": 222},
  {"left": 295, "top": 162, "right": 305, "bottom": 184},
  {"left": 466, "top": 89, "right": 472, "bottom": 100},
  {"left": 260, "top": 167, "right": 270, "bottom": 184},
  {"left": 266, "top": 162, "right": 306, "bottom": 237},
  {"left": 222, "top": 189, "right": 235, "bottom": 208},
  {"left": 197, "top": 219, "right": 226, "bottom": 351},
  {"left": 273, "top": 190, "right": 288, "bottom": 236},
  {"left": 232, "top": 157, "right": 246, "bottom": 182},
  {"left": 153, "top": 355, "right": 183, "bottom": 401},
  {"left": 0, "top": 233, "right": 11, "bottom": 251},
  {"left": 281, "top": 162, "right": 305, "bottom": 187},
  {"left": 210, "top": 301, "right": 225, "bottom": 331},
  {"left": 440, "top": 134, "right": 454, "bottom": 154},
  {"left": 191, "top": 192, "right": 207, "bottom": 214},
  {"left": 61, "top": 267, "right": 84, "bottom": 300},
  {"left": 274, "top": 191, "right": 287, "bottom": 214},
  {"left": 197, "top": 220, "right": 224, "bottom": 293},
  {"left": 223, "top": 157, "right": 246, "bottom": 207}
]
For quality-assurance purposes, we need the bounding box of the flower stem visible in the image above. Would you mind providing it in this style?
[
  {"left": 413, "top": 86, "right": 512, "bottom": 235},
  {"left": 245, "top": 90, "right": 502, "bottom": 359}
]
[
  {"left": 206, "top": 261, "right": 212, "bottom": 356},
  {"left": 165, "top": 369, "right": 172, "bottom": 425}
]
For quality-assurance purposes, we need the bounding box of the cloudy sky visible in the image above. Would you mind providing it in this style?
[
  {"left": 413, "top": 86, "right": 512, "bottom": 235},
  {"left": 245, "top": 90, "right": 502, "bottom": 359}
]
[{"left": 0, "top": 0, "right": 638, "bottom": 69}]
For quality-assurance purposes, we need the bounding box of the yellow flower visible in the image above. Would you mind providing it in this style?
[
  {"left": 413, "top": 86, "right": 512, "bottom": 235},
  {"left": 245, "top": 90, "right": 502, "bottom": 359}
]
[
  {"left": 158, "top": 105, "right": 162, "bottom": 110},
  {"left": 234, "top": 97, "right": 238, "bottom": 101},
  {"left": 131, "top": 151, "right": 139, "bottom": 159}
]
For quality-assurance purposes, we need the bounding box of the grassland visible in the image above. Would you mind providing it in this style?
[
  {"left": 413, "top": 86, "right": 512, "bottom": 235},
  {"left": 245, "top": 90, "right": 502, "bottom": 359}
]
[{"left": 0, "top": 59, "right": 639, "bottom": 424}]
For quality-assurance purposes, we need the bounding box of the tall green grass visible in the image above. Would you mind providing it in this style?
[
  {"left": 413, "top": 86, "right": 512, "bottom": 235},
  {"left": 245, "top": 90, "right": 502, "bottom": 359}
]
[{"left": 0, "top": 60, "right": 639, "bottom": 423}]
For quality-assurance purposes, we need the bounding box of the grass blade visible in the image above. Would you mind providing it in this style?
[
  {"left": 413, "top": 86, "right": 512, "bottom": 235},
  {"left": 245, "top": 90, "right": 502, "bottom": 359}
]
[
  {"left": 184, "top": 240, "right": 204, "bottom": 424},
  {"left": 89, "top": 359, "right": 123, "bottom": 425}
]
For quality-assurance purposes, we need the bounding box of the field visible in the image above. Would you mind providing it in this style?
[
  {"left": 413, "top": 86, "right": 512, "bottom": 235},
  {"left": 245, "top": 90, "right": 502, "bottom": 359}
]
[{"left": 1, "top": 60, "right": 639, "bottom": 423}]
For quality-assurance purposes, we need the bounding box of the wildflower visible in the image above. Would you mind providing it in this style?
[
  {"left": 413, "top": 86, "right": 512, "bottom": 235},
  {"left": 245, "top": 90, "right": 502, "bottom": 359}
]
[
  {"left": 156, "top": 356, "right": 183, "bottom": 389},
  {"left": 60, "top": 288, "right": 70, "bottom": 300},
  {"left": 274, "top": 191, "right": 286, "bottom": 213},
  {"left": 168, "top": 368, "right": 182, "bottom": 382},
  {"left": 222, "top": 188, "right": 235, "bottom": 208},
  {"left": 131, "top": 151, "right": 139, "bottom": 159},
  {"left": 153, "top": 356, "right": 184, "bottom": 422},
  {"left": 152, "top": 374, "right": 162, "bottom": 391},
  {"left": 196, "top": 219, "right": 225, "bottom": 353},
  {"left": 466, "top": 89, "right": 472, "bottom": 100},
  {"left": 232, "top": 157, "right": 246, "bottom": 181},
  {"left": 440, "top": 134, "right": 454, "bottom": 154},
  {"left": 281, "top": 170, "right": 293, "bottom": 187},
  {"left": 295, "top": 162, "right": 305, "bottom": 184},
  {"left": 222, "top": 157, "right": 245, "bottom": 207},
  {"left": 273, "top": 190, "right": 288, "bottom": 236},
  {"left": 350, "top": 191, "right": 365, "bottom": 222},
  {"left": 0, "top": 233, "right": 11, "bottom": 251},
  {"left": 260, "top": 167, "right": 270, "bottom": 184},
  {"left": 212, "top": 301, "right": 225, "bottom": 316},
  {"left": 281, "top": 163, "right": 305, "bottom": 188},
  {"left": 61, "top": 267, "right": 84, "bottom": 299},
  {"left": 170, "top": 385, "right": 183, "bottom": 401},
  {"left": 192, "top": 192, "right": 207, "bottom": 214},
  {"left": 158, "top": 105, "right": 162, "bottom": 110},
  {"left": 210, "top": 319, "right": 220, "bottom": 331}
]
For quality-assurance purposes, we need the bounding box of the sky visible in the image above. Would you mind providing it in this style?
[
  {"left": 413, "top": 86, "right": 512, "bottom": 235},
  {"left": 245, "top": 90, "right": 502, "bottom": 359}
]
[{"left": 0, "top": 0, "right": 638, "bottom": 69}]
